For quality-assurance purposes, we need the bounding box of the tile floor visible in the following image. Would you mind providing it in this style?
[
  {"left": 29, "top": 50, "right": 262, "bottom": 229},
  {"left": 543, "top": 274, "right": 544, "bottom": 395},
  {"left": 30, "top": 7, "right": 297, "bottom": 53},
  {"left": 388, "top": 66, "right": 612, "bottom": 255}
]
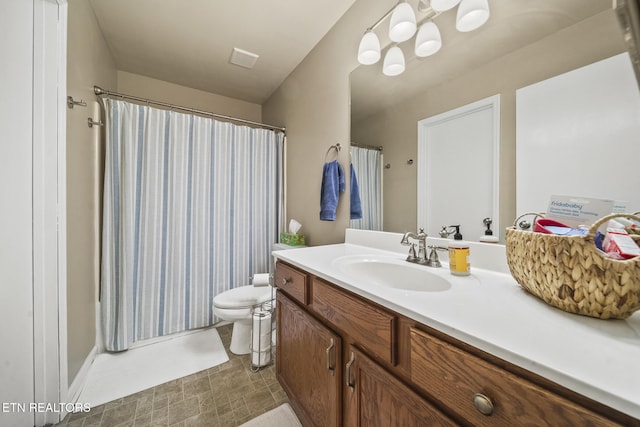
[{"left": 54, "top": 324, "right": 289, "bottom": 427}]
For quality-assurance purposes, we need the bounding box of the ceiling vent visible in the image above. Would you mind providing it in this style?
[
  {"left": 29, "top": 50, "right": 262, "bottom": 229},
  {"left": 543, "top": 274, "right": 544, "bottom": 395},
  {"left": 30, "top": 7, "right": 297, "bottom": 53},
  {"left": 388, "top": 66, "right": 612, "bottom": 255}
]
[{"left": 230, "top": 47, "right": 259, "bottom": 69}]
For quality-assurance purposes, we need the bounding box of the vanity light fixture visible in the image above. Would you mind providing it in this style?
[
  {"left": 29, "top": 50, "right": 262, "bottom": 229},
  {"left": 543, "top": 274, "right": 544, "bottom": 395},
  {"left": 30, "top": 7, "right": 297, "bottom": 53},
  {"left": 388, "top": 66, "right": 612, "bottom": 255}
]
[
  {"left": 430, "top": 0, "right": 461, "bottom": 12},
  {"left": 357, "top": 0, "right": 490, "bottom": 75},
  {"left": 456, "top": 0, "right": 490, "bottom": 32},
  {"left": 415, "top": 21, "right": 442, "bottom": 57},
  {"left": 357, "top": 30, "right": 382, "bottom": 65},
  {"left": 389, "top": 1, "right": 417, "bottom": 42},
  {"left": 383, "top": 45, "right": 406, "bottom": 76},
  {"left": 417, "top": 0, "right": 431, "bottom": 12}
]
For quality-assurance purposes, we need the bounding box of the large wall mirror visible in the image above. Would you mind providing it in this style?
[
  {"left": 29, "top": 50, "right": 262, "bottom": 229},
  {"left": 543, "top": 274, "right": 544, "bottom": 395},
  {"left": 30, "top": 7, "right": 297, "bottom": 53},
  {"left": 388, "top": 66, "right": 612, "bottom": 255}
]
[{"left": 350, "top": 0, "right": 637, "bottom": 241}]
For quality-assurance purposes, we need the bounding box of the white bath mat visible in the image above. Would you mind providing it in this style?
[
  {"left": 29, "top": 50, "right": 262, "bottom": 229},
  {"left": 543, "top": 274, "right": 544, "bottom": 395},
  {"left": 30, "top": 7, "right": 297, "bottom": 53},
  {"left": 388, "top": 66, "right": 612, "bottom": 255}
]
[
  {"left": 240, "top": 403, "right": 302, "bottom": 427},
  {"left": 78, "top": 327, "right": 228, "bottom": 407}
]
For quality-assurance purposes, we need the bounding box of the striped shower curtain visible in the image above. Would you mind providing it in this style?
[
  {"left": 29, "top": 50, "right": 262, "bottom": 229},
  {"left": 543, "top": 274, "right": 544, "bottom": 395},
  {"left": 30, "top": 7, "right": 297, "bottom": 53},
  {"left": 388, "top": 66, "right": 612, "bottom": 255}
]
[
  {"left": 101, "top": 99, "right": 284, "bottom": 352},
  {"left": 349, "top": 146, "right": 383, "bottom": 231}
]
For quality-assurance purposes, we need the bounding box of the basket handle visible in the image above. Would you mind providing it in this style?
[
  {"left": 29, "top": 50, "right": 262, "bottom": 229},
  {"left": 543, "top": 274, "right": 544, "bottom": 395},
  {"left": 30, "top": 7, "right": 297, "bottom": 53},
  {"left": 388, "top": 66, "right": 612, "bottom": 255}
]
[
  {"left": 586, "top": 212, "right": 640, "bottom": 239},
  {"left": 511, "top": 212, "right": 545, "bottom": 229}
]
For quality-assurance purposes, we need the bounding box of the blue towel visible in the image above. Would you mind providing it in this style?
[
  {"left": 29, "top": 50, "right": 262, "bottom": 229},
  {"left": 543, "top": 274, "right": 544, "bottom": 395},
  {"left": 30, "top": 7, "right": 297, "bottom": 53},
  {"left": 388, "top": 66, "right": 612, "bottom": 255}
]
[
  {"left": 350, "top": 163, "right": 362, "bottom": 220},
  {"left": 320, "top": 160, "right": 345, "bottom": 221}
]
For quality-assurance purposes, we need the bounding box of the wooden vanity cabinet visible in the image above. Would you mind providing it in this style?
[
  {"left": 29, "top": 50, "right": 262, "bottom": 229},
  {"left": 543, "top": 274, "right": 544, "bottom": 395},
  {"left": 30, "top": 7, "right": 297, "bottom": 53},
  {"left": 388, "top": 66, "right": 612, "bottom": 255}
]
[
  {"left": 410, "top": 327, "right": 621, "bottom": 427},
  {"left": 344, "top": 345, "right": 456, "bottom": 426},
  {"left": 276, "top": 292, "right": 341, "bottom": 427},
  {"left": 276, "top": 261, "right": 452, "bottom": 426},
  {"left": 275, "top": 261, "right": 637, "bottom": 427}
]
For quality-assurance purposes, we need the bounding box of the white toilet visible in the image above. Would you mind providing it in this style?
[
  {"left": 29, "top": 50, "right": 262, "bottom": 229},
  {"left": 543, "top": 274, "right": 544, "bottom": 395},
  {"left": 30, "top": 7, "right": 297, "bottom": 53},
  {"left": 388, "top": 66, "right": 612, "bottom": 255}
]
[
  {"left": 214, "top": 243, "right": 302, "bottom": 355},
  {"left": 213, "top": 285, "right": 273, "bottom": 355}
]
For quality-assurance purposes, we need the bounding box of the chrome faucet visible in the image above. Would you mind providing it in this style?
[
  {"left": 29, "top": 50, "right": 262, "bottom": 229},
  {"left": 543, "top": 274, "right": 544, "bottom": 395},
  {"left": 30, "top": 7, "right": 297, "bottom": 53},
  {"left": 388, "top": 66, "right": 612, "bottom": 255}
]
[
  {"left": 401, "top": 228, "right": 428, "bottom": 264},
  {"left": 426, "top": 245, "right": 448, "bottom": 268}
]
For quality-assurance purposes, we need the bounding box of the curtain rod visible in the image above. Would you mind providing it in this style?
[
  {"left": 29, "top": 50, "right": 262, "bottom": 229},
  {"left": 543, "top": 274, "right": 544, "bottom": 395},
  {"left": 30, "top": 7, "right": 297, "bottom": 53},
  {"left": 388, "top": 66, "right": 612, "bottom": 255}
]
[
  {"left": 93, "top": 86, "right": 286, "bottom": 133},
  {"left": 351, "top": 142, "right": 383, "bottom": 151}
]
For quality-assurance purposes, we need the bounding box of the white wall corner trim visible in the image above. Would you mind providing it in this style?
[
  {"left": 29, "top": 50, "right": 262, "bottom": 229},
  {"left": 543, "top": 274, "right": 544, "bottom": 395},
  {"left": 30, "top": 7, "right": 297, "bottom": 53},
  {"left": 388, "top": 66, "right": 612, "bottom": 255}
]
[{"left": 32, "top": 0, "right": 69, "bottom": 425}]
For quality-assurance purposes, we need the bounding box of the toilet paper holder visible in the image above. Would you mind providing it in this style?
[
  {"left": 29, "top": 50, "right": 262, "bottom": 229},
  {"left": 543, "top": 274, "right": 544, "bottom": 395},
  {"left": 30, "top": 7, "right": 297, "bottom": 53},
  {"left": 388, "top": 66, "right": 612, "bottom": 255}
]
[{"left": 249, "top": 285, "right": 275, "bottom": 371}]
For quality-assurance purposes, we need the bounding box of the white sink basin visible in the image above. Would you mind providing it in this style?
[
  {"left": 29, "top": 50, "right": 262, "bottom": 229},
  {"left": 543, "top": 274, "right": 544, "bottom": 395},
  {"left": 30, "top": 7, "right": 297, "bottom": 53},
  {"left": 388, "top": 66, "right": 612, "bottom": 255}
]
[{"left": 332, "top": 255, "right": 452, "bottom": 292}]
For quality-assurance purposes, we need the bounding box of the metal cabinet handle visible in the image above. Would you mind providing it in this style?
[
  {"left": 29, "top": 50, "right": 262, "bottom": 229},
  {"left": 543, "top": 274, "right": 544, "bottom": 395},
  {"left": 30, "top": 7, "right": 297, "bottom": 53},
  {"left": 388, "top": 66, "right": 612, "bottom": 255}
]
[
  {"left": 472, "top": 393, "right": 494, "bottom": 416},
  {"left": 280, "top": 277, "right": 290, "bottom": 286},
  {"left": 345, "top": 351, "right": 355, "bottom": 391},
  {"left": 326, "top": 338, "right": 335, "bottom": 375}
]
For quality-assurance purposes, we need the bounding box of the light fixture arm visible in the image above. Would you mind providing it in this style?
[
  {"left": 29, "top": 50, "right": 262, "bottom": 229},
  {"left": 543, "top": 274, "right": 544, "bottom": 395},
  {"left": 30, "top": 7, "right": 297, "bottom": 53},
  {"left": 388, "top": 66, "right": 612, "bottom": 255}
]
[
  {"left": 364, "top": 3, "right": 399, "bottom": 33},
  {"left": 417, "top": 10, "right": 441, "bottom": 26},
  {"left": 364, "top": 2, "right": 440, "bottom": 34}
]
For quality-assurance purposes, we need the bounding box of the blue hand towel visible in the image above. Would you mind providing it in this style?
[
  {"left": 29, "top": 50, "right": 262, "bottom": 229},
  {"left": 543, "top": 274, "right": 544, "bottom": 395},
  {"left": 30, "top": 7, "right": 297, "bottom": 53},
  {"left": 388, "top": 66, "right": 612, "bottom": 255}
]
[
  {"left": 320, "top": 160, "right": 345, "bottom": 221},
  {"left": 350, "top": 163, "right": 362, "bottom": 220}
]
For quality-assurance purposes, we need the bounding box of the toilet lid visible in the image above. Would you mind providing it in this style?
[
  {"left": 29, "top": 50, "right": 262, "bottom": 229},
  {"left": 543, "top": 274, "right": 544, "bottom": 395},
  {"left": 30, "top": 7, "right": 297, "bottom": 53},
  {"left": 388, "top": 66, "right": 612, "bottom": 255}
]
[{"left": 213, "top": 285, "right": 273, "bottom": 309}]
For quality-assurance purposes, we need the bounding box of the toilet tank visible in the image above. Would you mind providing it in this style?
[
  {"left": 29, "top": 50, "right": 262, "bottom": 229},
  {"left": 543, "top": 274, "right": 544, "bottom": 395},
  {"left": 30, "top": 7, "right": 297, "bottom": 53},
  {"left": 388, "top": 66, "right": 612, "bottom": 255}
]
[
  {"left": 272, "top": 243, "right": 303, "bottom": 251},
  {"left": 270, "top": 243, "right": 305, "bottom": 274}
]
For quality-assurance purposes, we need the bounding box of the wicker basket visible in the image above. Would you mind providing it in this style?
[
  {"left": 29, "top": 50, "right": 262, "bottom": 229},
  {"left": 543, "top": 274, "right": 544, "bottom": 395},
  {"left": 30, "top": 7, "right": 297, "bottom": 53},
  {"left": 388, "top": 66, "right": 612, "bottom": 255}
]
[{"left": 505, "top": 213, "right": 640, "bottom": 320}]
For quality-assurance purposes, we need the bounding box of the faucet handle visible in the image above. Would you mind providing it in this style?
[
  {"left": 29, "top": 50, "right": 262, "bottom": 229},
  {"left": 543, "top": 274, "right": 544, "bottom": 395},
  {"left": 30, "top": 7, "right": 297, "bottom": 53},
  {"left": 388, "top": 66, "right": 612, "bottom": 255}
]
[
  {"left": 426, "top": 246, "right": 443, "bottom": 268},
  {"left": 406, "top": 243, "right": 418, "bottom": 262}
]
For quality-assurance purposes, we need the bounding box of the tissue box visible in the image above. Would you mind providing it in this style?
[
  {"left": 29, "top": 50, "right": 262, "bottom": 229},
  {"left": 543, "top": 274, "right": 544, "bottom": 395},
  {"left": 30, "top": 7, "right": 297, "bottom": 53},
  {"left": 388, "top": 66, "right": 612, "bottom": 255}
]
[{"left": 280, "top": 233, "right": 306, "bottom": 246}]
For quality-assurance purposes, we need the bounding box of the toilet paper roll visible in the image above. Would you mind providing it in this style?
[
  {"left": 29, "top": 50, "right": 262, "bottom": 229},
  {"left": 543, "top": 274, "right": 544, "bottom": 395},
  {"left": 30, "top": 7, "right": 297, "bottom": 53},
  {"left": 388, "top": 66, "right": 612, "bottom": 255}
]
[
  {"left": 252, "top": 311, "right": 272, "bottom": 350},
  {"left": 252, "top": 349, "right": 271, "bottom": 367},
  {"left": 252, "top": 334, "right": 271, "bottom": 350},
  {"left": 252, "top": 273, "right": 270, "bottom": 287},
  {"left": 252, "top": 310, "right": 272, "bottom": 367}
]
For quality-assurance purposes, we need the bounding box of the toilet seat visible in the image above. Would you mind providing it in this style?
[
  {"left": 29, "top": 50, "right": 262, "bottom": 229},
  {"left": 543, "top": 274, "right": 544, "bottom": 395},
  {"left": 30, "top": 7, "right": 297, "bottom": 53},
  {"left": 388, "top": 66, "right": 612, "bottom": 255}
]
[{"left": 213, "top": 285, "right": 273, "bottom": 309}]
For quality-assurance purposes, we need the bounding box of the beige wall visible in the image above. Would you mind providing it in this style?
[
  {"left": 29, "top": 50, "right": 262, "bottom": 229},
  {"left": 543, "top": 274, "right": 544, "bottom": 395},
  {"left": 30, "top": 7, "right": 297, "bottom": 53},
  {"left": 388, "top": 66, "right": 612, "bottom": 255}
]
[
  {"left": 117, "top": 71, "right": 262, "bottom": 122},
  {"left": 67, "top": 0, "right": 117, "bottom": 384},
  {"left": 263, "top": 1, "right": 391, "bottom": 246},
  {"left": 352, "top": 10, "right": 626, "bottom": 235},
  {"left": 265, "top": 2, "right": 626, "bottom": 245}
]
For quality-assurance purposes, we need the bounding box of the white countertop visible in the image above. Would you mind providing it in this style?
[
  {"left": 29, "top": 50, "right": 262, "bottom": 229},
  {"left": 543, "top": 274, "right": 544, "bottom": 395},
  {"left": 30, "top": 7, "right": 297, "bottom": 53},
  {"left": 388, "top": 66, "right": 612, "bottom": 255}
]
[{"left": 272, "top": 230, "right": 640, "bottom": 420}]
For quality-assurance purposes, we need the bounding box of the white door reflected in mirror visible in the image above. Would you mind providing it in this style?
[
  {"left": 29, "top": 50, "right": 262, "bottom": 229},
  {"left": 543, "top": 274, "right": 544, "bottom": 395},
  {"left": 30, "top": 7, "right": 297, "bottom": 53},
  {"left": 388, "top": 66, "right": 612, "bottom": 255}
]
[{"left": 417, "top": 95, "right": 500, "bottom": 242}]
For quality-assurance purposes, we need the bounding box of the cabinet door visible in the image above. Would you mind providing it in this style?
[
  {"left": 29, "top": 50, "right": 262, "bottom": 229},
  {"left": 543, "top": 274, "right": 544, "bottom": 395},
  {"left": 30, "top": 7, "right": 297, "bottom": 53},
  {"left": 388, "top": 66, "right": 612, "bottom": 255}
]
[
  {"left": 345, "top": 346, "right": 455, "bottom": 427},
  {"left": 276, "top": 292, "right": 341, "bottom": 427}
]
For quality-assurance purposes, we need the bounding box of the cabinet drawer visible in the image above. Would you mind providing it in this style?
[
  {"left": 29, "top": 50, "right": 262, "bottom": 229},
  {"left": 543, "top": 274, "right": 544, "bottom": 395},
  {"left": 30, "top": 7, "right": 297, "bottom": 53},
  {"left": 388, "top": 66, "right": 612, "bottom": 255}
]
[
  {"left": 312, "top": 277, "right": 395, "bottom": 365},
  {"left": 410, "top": 327, "right": 618, "bottom": 426},
  {"left": 275, "top": 262, "right": 308, "bottom": 305}
]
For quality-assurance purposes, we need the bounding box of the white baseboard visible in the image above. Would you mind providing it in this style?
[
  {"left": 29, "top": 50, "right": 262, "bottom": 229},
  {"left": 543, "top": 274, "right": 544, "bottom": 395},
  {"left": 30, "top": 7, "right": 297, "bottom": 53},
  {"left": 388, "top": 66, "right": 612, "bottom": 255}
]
[{"left": 66, "top": 345, "right": 98, "bottom": 409}]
